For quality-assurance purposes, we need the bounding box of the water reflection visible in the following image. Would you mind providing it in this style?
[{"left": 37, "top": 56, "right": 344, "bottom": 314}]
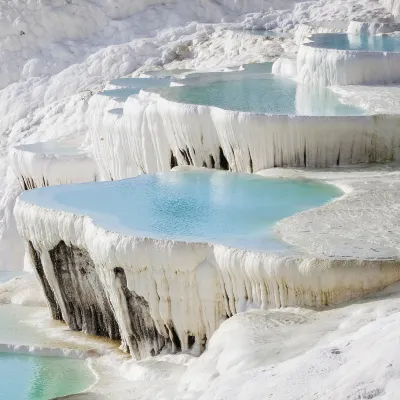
[{"left": 309, "top": 33, "right": 400, "bottom": 52}]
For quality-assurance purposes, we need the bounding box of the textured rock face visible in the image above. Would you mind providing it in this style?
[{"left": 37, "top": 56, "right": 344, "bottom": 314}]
[
  {"left": 49, "top": 241, "right": 120, "bottom": 339},
  {"left": 112, "top": 267, "right": 166, "bottom": 358},
  {"left": 28, "top": 241, "right": 62, "bottom": 321},
  {"left": 87, "top": 91, "right": 400, "bottom": 181},
  {"left": 28, "top": 240, "right": 167, "bottom": 359}
]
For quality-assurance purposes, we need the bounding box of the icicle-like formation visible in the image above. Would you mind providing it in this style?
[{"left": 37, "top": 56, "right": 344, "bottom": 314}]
[
  {"left": 87, "top": 90, "right": 400, "bottom": 180},
  {"left": 272, "top": 56, "right": 297, "bottom": 77},
  {"left": 347, "top": 20, "right": 397, "bottom": 35},
  {"left": 297, "top": 38, "right": 400, "bottom": 85},
  {"left": 14, "top": 197, "right": 400, "bottom": 359},
  {"left": 10, "top": 141, "right": 98, "bottom": 190}
]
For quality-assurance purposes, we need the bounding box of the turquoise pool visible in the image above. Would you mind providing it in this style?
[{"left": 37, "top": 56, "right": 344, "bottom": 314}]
[
  {"left": 0, "top": 352, "right": 94, "bottom": 400},
  {"left": 308, "top": 33, "right": 400, "bottom": 52},
  {"left": 152, "top": 74, "right": 363, "bottom": 115},
  {"left": 21, "top": 171, "right": 341, "bottom": 252}
]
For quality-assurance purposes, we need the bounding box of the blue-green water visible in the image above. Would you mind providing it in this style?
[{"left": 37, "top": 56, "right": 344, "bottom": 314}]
[
  {"left": 0, "top": 353, "right": 94, "bottom": 400},
  {"left": 153, "top": 75, "right": 363, "bottom": 115},
  {"left": 21, "top": 171, "right": 341, "bottom": 252},
  {"left": 309, "top": 33, "right": 400, "bottom": 52},
  {"left": 100, "top": 87, "right": 141, "bottom": 100}
]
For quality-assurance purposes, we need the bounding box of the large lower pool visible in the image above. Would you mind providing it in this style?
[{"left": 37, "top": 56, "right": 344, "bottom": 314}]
[
  {"left": 152, "top": 74, "right": 363, "bottom": 115},
  {"left": 21, "top": 171, "right": 341, "bottom": 252},
  {"left": 308, "top": 33, "right": 400, "bottom": 52},
  {"left": 0, "top": 353, "right": 94, "bottom": 400}
]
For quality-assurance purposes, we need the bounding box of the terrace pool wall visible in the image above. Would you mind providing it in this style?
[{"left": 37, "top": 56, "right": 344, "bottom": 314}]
[
  {"left": 298, "top": 33, "right": 400, "bottom": 85},
  {"left": 14, "top": 171, "right": 400, "bottom": 359},
  {"left": 87, "top": 90, "right": 400, "bottom": 181}
]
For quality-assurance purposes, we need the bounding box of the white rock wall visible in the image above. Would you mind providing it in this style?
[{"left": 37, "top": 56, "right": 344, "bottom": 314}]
[
  {"left": 87, "top": 91, "right": 400, "bottom": 180},
  {"left": 297, "top": 40, "right": 400, "bottom": 85},
  {"left": 10, "top": 144, "right": 98, "bottom": 190}
]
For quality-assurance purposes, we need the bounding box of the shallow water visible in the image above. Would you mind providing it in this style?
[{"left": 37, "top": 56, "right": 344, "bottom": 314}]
[
  {"left": 0, "top": 353, "right": 94, "bottom": 400},
  {"left": 154, "top": 74, "right": 363, "bottom": 115},
  {"left": 308, "top": 33, "right": 400, "bottom": 52},
  {"left": 21, "top": 171, "right": 341, "bottom": 252},
  {"left": 0, "top": 304, "right": 95, "bottom": 400}
]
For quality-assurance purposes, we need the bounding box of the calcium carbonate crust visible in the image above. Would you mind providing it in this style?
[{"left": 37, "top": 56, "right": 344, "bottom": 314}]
[
  {"left": 87, "top": 90, "right": 400, "bottom": 181},
  {"left": 298, "top": 34, "right": 400, "bottom": 85},
  {"left": 9, "top": 144, "right": 98, "bottom": 190},
  {"left": 14, "top": 165, "right": 400, "bottom": 359}
]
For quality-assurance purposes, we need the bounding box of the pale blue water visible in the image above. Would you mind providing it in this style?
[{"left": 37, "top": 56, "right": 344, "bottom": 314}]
[
  {"left": 309, "top": 33, "right": 400, "bottom": 52},
  {"left": 153, "top": 75, "right": 363, "bottom": 115},
  {"left": 21, "top": 171, "right": 341, "bottom": 252},
  {"left": 100, "top": 87, "right": 141, "bottom": 100},
  {"left": 0, "top": 353, "right": 94, "bottom": 400},
  {"left": 242, "top": 62, "right": 273, "bottom": 73}
]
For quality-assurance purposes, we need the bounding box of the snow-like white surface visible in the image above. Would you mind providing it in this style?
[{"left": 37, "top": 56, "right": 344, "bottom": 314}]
[
  {"left": 298, "top": 33, "right": 400, "bottom": 85},
  {"left": 88, "top": 88, "right": 400, "bottom": 181},
  {"left": 10, "top": 140, "right": 97, "bottom": 190},
  {"left": 331, "top": 83, "right": 400, "bottom": 113}
]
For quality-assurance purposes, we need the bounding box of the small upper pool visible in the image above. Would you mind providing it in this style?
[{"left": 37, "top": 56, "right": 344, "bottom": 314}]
[
  {"left": 308, "top": 33, "right": 400, "bottom": 52},
  {"left": 20, "top": 171, "right": 341, "bottom": 252},
  {"left": 151, "top": 74, "right": 363, "bottom": 115}
]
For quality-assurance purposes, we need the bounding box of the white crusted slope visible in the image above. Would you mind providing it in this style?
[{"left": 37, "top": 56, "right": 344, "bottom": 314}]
[{"left": 10, "top": 140, "right": 97, "bottom": 190}]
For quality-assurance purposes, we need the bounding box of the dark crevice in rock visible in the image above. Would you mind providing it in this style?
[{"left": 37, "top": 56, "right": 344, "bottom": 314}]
[
  {"left": 21, "top": 176, "right": 37, "bottom": 191},
  {"left": 49, "top": 241, "right": 120, "bottom": 340},
  {"left": 336, "top": 150, "right": 341, "bottom": 166},
  {"left": 113, "top": 267, "right": 166, "bottom": 359},
  {"left": 248, "top": 150, "right": 253, "bottom": 173},
  {"left": 202, "top": 161, "right": 207, "bottom": 167},
  {"left": 209, "top": 154, "right": 216, "bottom": 169},
  {"left": 27, "top": 241, "right": 62, "bottom": 321},
  {"left": 219, "top": 146, "right": 229, "bottom": 170},
  {"left": 179, "top": 147, "right": 193, "bottom": 165},
  {"left": 188, "top": 335, "right": 195, "bottom": 349},
  {"left": 169, "top": 325, "right": 182, "bottom": 352},
  {"left": 303, "top": 145, "right": 307, "bottom": 167},
  {"left": 170, "top": 151, "right": 178, "bottom": 168}
]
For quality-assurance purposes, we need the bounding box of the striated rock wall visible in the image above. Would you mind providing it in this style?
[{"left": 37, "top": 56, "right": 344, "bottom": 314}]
[
  {"left": 87, "top": 91, "right": 400, "bottom": 180},
  {"left": 297, "top": 39, "right": 400, "bottom": 85}
]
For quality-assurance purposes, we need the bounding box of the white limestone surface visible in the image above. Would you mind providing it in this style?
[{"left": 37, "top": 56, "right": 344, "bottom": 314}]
[
  {"left": 88, "top": 89, "right": 400, "bottom": 180},
  {"left": 272, "top": 55, "right": 297, "bottom": 76},
  {"left": 297, "top": 34, "right": 400, "bottom": 85},
  {"left": 347, "top": 19, "right": 399, "bottom": 34},
  {"left": 10, "top": 140, "right": 97, "bottom": 190}
]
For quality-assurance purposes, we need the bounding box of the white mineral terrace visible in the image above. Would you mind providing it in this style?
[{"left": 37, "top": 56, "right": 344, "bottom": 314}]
[
  {"left": 10, "top": 140, "right": 98, "bottom": 190},
  {"left": 14, "top": 166, "right": 400, "bottom": 360},
  {"left": 87, "top": 78, "right": 400, "bottom": 181},
  {"left": 297, "top": 32, "right": 400, "bottom": 85}
]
